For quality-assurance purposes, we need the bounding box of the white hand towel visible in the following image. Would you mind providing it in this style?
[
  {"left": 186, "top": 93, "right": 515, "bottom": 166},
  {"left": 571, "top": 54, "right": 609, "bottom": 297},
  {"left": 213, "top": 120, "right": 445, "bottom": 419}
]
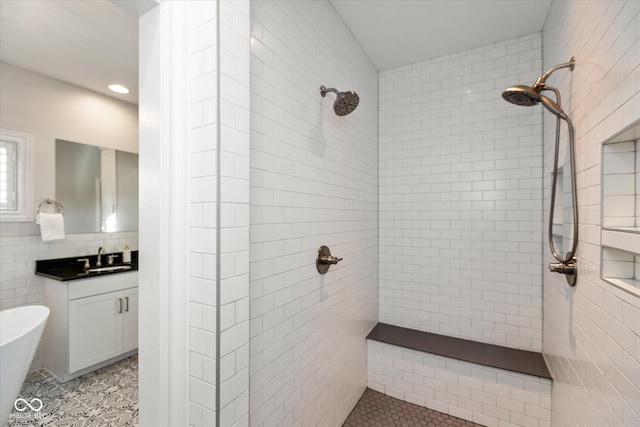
[{"left": 39, "top": 212, "right": 66, "bottom": 242}]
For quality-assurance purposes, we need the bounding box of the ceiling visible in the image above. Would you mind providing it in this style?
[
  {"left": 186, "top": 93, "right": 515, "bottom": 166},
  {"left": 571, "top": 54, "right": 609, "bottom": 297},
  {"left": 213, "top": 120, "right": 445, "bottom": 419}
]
[
  {"left": 331, "top": 0, "right": 552, "bottom": 71},
  {"left": 0, "top": 1, "right": 552, "bottom": 104},
  {"left": 0, "top": 0, "right": 142, "bottom": 104}
]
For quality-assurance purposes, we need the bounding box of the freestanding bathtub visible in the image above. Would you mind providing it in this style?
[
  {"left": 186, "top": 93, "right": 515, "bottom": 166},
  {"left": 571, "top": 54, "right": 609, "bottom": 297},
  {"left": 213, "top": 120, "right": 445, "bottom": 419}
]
[{"left": 0, "top": 305, "right": 49, "bottom": 426}]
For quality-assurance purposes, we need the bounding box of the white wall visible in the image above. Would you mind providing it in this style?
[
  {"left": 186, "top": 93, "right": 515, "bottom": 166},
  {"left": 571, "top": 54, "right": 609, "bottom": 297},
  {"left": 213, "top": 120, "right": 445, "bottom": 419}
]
[
  {"left": 249, "top": 1, "right": 378, "bottom": 425},
  {"left": 0, "top": 62, "right": 138, "bottom": 236},
  {"left": 0, "top": 62, "right": 139, "bottom": 315},
  {"left": 541, "top": 1, "right": 640, "bottom": 426},
  {"left": 378, "top": 33, "right": 544, "bottom": 351}
]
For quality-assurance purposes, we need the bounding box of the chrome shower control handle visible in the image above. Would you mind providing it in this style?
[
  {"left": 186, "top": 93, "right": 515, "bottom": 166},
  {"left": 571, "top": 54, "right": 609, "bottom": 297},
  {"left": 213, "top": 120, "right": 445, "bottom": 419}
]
[
  {"left": 316, "top": 246, "right": 342, "bottom": 274},
  {"left": 318, "top": 255, "right": 342, "bottom": 264},
  {"left": 318, "top": 255, "right": 343, "bottom": 265},
  {"left": 549, "top": 256, "right": 577, "bottom": 286}
]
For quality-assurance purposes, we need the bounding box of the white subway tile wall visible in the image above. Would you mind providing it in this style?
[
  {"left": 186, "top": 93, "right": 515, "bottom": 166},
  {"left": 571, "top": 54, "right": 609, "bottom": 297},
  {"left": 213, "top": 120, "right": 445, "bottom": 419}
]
[
  {"left": 542, "top": 1, "right": 640, "bottom": 426},
  {"left": 218, "top": 1, "right": 251, "bottom": 426},
  {"left": 249, "top": 0, "right": 378, "bottom": 426},
  {"left": 0, "top": 231, "right": 138, "bottom": 369},
  {"left": 368, "top": 341, "right": 552, "bottom": 427},
  {"left": 378, "top": 33, "right": 544, "bottom": 352},
  {"left": 188, "top": 1, "right": 218, "bottom": 424}
]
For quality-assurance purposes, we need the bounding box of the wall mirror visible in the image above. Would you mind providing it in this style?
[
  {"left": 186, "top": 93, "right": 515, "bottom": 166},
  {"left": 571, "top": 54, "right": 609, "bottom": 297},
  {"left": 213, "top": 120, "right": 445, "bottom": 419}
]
[{"left": 56, "top": 139, "right": 138, "bottom": 233}]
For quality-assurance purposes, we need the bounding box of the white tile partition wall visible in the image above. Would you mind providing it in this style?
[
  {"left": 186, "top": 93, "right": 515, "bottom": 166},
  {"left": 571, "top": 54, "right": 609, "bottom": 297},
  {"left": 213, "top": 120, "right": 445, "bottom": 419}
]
[
  {"left": 368, "top": 341, "right": 552, "bottom": 427},
  {"left": 218, "top": 1, "right": 251, "bottom": 426},
  {"left": 378, "top": 33, "right": 544, "bottom": 352},
  {"left": 542, "top": 1, "right": 640, "bottom": 426},
  {"left": 249, "top": 1, "right": 378, "bottom": 425},
  {"left": 188, "top": 2, "right": 219, "bottom": 424},
  {"left": 188, "top": 1, "right": 251, "bottom": 425}
]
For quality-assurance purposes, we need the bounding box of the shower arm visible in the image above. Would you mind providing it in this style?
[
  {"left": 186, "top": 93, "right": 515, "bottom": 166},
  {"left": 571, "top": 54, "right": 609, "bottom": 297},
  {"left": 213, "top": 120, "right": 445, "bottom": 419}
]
[
  {"left": 320, "top": 86, "right": 339, "bottom": 97},
  {"left": 533, "top": 57, "right": 575, "bottom": 91}
]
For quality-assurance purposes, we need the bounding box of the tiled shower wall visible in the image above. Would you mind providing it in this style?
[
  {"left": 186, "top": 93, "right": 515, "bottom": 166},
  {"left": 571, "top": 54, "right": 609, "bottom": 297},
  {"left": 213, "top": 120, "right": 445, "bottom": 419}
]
[
  {"left": 249, "top": 1, "right": 378, "bottom": 425},
  {"left": 541, "top": 1, "right": 640, "bottom": 426},
  {"left": 378, "top": 33, "right": 544, "bottom": 351}
]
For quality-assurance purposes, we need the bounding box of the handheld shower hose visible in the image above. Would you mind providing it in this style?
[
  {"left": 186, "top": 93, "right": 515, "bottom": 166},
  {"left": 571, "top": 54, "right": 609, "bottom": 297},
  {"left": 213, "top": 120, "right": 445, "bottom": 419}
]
[{"left": 502, "top": 58, "right": 578, "bottom": 286}]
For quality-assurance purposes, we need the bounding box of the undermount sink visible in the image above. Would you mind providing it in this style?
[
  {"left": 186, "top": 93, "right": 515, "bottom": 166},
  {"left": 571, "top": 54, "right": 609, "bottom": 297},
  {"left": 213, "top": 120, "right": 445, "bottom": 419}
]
[{"left": 85, "top": 265, "right": 132, "bottom": 274}]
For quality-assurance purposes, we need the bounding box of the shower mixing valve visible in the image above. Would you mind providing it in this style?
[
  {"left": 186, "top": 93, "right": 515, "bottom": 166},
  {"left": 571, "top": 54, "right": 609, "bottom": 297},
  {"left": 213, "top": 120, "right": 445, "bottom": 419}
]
[
  {"left": 549, "top": 256, "right": 577, "bottom": 286},
  {"left": 316, "top": 245, "right": 343, "bottom": 274}
]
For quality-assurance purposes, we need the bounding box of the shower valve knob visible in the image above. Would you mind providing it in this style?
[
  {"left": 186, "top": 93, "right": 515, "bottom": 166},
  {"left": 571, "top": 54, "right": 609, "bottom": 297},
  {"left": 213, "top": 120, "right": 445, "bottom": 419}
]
[
  {"left": 318, "top": 255, "right": 343, "bottom": 265},
  {"left": 316, "top": 245, "right": 342, "bottom": 274},
  {"left": 549, "top": 257, "right": 577, "bottom": 286}
]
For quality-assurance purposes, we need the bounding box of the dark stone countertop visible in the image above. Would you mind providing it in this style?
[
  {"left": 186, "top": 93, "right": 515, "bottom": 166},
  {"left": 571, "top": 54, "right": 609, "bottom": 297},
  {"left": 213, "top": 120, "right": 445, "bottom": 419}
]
[{"left": 36, "top": 251, "right": 138, "bottom": 281}]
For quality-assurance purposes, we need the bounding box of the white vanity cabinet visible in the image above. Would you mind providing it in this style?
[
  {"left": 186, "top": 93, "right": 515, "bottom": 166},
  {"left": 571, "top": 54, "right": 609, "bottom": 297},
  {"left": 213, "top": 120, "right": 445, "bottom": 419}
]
[{"left": 43, "top": 271, "right": 138, "bottom": 382}]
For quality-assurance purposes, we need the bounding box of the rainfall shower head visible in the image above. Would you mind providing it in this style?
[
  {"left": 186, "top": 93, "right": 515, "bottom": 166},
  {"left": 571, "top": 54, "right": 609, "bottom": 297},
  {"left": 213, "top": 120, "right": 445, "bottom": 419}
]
[{"left": 320, "top": 85, "right": 359, "bottom": 116}]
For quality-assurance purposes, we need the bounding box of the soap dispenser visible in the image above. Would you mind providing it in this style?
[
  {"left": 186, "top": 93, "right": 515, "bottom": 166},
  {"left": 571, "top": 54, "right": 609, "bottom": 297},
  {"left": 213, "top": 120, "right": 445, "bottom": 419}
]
[{"left": 123, "top": 245, "right": 131, "bottom": 263}]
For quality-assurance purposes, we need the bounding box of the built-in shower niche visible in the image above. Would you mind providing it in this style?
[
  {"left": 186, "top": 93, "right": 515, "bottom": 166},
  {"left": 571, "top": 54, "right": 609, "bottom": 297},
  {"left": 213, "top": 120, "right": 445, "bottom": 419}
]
[{"left": 601, "top": 121, "right": 640, "bottom": 296}]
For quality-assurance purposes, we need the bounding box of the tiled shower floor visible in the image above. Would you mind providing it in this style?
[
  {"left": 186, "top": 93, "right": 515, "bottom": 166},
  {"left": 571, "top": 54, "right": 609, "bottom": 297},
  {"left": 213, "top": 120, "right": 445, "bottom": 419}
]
[
  {"left": 343, "top": 388, "right": 484, "bottom": 427},
  {"left": 6, "top": 356, "right": 138, "bottom": 427}
]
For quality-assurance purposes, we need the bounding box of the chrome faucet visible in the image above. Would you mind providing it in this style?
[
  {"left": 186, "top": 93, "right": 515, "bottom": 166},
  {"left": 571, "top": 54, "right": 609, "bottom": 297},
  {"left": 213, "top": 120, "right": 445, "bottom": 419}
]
[{"left": 96, "top": 246, "right": 105, "bottom": 267}]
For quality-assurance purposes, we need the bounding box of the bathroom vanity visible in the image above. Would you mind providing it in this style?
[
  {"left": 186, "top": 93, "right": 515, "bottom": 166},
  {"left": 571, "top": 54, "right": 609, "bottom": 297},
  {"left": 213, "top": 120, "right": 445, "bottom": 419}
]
[{"left": 37, "top": 253, "right": 138, "bottom": 382}]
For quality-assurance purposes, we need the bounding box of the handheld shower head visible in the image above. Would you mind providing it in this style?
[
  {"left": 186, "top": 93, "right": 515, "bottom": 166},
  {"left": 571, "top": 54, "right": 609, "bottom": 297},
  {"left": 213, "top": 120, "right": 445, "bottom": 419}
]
[
  {"left": 502, "top": 57, "right": 575, "bottom": 115},
  {"left": 320, "top": 85, "right": 359, "bottom": 116},
  {"left": 502, "top": 85, "right": 567, "bottom": 118},
  {"left": 501, "top": 57, "right": 579, "bottom": 286},
  {"left": 502, "top": 85, "right": 541, "bottom": 106}
]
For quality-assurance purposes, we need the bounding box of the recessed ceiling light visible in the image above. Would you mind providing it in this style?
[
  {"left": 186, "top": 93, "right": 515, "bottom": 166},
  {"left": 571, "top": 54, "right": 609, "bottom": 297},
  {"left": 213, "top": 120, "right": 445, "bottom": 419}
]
[{"left": 108, "top": 84, "right": 130, "bottom": 94}]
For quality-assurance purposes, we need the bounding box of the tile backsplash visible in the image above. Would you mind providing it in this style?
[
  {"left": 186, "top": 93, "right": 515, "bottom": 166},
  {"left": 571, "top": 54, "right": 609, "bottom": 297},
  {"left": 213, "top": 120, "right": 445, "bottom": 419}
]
[{"left": 0, "top": 231, "right": 138, "bottom": 310}]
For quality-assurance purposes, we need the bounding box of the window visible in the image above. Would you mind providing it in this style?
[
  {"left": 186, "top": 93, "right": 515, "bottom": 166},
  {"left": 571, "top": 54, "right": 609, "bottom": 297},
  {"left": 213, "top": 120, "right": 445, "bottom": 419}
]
[{"left": 0, "top": 129, "right": 32, "bottom": 221}]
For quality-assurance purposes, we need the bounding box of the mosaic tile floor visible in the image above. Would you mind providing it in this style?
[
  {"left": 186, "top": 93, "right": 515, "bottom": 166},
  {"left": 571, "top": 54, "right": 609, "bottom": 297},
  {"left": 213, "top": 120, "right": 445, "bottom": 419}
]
[
  {"left": 343, "top": 388, "right": 484, "bottom": 427},
  {"left": 6, "top": 356, "right": 138, "bottom": 427}
]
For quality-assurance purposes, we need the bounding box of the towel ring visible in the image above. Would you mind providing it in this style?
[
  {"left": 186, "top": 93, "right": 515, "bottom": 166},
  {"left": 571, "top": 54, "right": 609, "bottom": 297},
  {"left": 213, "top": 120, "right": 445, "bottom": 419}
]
[{"left": 36, "top": 199, "right": 64, "bottom": 218}]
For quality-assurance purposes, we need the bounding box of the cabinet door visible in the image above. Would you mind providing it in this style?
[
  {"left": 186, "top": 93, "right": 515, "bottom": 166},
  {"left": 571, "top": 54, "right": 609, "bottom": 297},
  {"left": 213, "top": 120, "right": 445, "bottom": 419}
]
[
  {"left": 122, "top": 288, "right": 138, "bottom": 353},
  {"left": 69, "top": 291, "right": 123, "bottom": 373}
]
